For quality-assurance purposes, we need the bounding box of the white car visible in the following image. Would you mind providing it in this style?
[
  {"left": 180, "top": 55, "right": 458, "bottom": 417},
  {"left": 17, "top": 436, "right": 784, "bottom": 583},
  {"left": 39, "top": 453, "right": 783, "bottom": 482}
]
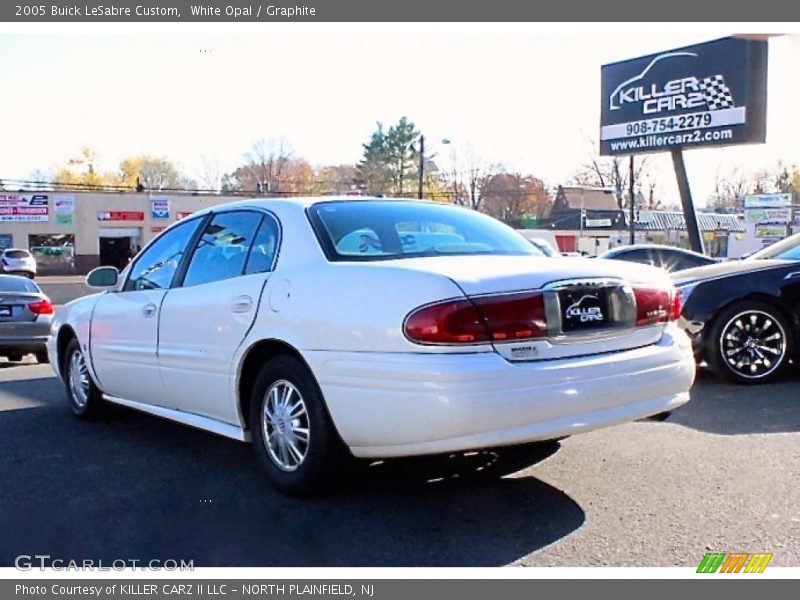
[
  {"left": 1, "top": 248, "right": 37, "bottom": 278},
  {"left": 48, "top": 197, "right": 695, "bottom": 495}
]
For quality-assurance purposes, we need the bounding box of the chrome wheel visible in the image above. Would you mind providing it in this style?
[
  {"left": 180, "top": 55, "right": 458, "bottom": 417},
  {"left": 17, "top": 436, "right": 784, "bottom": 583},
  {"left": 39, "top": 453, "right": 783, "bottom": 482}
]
[
  {"left": 68, "top": 349, "right": 90, "bottom": 408},
  {"left": 719, "top": 310, "right": 786, "bottom": 379},
  {"left": 261, "top": 379, "right": 310, "bottom": 472}
]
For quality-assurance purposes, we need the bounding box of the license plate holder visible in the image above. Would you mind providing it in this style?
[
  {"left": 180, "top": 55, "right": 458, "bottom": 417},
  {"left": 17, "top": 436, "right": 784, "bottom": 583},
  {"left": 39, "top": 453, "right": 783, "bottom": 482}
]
[{"left": 559, "top": 288, "right": 610, "bottom": 332}]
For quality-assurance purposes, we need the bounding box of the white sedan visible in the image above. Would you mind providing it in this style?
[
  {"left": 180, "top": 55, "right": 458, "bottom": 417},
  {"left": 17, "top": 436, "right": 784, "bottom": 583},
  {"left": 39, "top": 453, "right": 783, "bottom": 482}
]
[{"left": 48, "top": 197, "right": 695, "bottom": 495}]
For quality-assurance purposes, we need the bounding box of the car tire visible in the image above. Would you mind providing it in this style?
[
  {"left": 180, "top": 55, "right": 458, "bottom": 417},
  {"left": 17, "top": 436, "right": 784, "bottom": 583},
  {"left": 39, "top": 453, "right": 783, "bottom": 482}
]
[
  {"left": 249, "top": 354, "right": 347, "bottom": 497},
  {"left": 34, "top": 350, "right": 49, "bottom": 364},
  {"left": 63, "top": 338, "right": 105, "bottom": 419},
  {"left": 706, "top": 300, "right": 793, "bottom": 384}
]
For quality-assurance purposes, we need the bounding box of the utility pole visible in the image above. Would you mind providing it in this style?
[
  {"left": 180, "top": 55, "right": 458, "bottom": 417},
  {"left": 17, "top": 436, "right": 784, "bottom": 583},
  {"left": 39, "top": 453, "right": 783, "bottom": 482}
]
[
  {"left": 417, "top": 135, "right": 425, "bottom": 199},
  {"left": 629, "top": 156, "right": 635, "bottom": 245}
]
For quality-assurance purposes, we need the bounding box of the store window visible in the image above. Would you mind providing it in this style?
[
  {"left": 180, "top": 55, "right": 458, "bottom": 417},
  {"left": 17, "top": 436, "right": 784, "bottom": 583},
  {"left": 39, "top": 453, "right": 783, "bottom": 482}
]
[{"left": 27, "top": 234, "right": 76, "bottom": 274}]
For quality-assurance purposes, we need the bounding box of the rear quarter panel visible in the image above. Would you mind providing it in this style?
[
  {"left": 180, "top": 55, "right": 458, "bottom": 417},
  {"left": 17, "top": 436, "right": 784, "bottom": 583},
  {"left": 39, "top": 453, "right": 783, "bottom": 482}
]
[{"left": 245, "top": 263, "right": 482, "bottom": 354}]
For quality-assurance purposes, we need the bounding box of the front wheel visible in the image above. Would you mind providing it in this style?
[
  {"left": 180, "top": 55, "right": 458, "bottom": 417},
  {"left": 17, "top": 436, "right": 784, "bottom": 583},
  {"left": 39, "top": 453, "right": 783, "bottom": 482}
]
[
  {"left": 249, "top": 355, "right": 348, "bottom": 497},
  {"left": 706, "top": 301, "right": 793, "bottom": 384},
  {"left": 63, "top": 338, "right": 105, "bottom": 418}
]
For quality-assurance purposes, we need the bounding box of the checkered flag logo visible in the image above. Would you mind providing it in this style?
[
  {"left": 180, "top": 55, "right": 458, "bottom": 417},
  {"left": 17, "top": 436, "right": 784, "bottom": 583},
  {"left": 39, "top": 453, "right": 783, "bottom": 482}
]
[{"left": 699, "top": 75, "right": 735, "bottom": 110}]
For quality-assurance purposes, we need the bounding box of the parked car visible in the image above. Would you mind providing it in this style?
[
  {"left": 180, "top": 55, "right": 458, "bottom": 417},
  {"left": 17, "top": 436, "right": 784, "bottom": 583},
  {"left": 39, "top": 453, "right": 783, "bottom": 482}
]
[
  {"left": 674, "top": 231, "right": 800, "bottom": 384},
  {"left": 600, "top": 244, "right": 717, "bottom": 273},
  {"left": 0, "top": 275, "right": 53, "bottom": 363},
  {"left": 1, "top": 248, "right": 37, "bottom": 278},
  {"left": 49, "top": 197, "right": 695, "bottom": 495}
]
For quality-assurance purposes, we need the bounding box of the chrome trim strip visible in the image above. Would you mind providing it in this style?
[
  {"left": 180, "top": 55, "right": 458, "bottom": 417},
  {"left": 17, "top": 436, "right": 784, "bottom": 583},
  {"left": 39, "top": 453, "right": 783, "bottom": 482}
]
[{"left": 102, "top": 394, "right": 250, "bottom": 442}]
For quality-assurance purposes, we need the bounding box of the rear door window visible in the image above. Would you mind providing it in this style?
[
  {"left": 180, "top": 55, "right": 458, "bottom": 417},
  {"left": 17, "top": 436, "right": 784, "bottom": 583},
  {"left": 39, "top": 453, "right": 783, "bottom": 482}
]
[{"left": 182, "top": 211, "right": 262, "bottom": 287}]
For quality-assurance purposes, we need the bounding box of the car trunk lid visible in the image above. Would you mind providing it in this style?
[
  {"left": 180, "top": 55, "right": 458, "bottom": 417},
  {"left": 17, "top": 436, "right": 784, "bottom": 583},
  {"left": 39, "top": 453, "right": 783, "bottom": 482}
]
[{"left": 382, "top": 255, "right": 674, "bottom": 360}]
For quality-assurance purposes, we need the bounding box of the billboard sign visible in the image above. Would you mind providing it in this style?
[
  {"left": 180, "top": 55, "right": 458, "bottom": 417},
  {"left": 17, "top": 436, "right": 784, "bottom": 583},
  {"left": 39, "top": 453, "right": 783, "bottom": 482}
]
[
  {"left": 53, "top": 195, "right": 75, "bottom": 213},
  {"left": 755, "top": 224, "right": 787, "bottom": 239},
  {"left": 744, "top": 193, "right": 792, "bottom": 209},
  {"left": 0, "top": 194, "right": 50, "bottom": 222},
  {"left": 98, "top": 211, "right": 145, "bottom": 221},
  {"left": 600, "top": 37, "right": 768, "bottom": 155},
  {"left": 744, "top": 207, "right": 792, "bottom": 224}
]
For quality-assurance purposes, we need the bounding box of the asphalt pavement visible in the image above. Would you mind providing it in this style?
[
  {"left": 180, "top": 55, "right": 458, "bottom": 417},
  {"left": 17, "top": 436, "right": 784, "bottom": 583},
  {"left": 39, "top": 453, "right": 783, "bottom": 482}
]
[{"left": 0, "top": 277, "right": 797, "bottom": 567}]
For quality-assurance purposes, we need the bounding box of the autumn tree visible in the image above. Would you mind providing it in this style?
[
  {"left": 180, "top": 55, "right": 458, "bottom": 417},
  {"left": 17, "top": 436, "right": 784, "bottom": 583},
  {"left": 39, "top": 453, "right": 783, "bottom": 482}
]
[
  {"left": 54, "top": 147, "right": 119, "bottom": 188},
  {"left": 313, "top": 164, "right": 360, "bottom": 195},
  {"left": 223, "top": 138, "right": 314, "bottom": 195},
  {"left": 118, "top": 155, "right": 195, "bottom": 191},
  {"left": 481, "top": 173, "right": 552, "bottom": 222}
]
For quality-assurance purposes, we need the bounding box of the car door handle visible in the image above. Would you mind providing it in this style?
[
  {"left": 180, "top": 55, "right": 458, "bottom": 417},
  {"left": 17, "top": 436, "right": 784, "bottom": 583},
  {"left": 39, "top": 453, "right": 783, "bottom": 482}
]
[
  {"left": 231, "top": 295, "right": 253, "bottom": 313},
  {"left": 142, "top": 303, "right": 158, "bottom": 318}
]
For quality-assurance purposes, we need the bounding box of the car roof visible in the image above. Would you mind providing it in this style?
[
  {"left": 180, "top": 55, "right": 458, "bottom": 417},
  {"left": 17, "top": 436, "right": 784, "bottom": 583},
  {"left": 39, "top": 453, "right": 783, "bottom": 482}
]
[{"left": 190, "top": 196, "right": 440, "bottom": 215}]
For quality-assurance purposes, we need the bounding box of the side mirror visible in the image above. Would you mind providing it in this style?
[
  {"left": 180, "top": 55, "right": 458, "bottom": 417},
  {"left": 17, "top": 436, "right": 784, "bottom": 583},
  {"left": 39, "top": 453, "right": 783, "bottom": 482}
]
[{"left": 86, "top": 266, "right": 119, "bottom": 288}]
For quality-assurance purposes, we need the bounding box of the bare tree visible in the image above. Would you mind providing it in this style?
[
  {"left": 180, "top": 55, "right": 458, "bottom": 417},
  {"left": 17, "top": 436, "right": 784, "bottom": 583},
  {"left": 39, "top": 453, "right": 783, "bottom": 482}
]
[
  {"left": 708, "top": 166, "right": 752, "bottom": 211},
  {"left": 569, "top": 136, "right": 653, "bottom": 209},
  {"left": 246, "top": 138, "right": 293, "bottom": 194},
  {"left": 444, "top": 145, "right": 499, "bottom": 211},
  {"left": 196, "top": 155, "right": 222, "bottom": 193}
]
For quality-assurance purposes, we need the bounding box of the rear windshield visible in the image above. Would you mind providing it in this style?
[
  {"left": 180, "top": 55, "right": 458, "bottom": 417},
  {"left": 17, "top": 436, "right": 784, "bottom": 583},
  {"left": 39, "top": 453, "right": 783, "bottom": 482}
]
[
  {"left": 4, "top": 250, "right": 30, "bottom": 259},
  {"left": 308, "top": 201, "right": 541, "bottom": 261},
  {"left": 0, "top": 277, "right": 39, "bottom": 293}
]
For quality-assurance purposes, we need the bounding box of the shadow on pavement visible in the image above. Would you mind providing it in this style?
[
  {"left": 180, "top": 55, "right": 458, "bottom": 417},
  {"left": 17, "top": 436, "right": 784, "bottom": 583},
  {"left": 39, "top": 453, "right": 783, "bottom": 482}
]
[
  {"left": 0, "top": 388, "right": 584, "bottom": 567},
  {"left": 668, "top": 366, "right": 800, "bottom": 435}
]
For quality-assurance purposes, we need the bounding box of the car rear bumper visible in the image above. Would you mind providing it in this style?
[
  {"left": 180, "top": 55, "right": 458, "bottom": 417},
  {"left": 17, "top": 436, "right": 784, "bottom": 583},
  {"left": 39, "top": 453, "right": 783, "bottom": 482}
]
[
  {"left": 303, "top": 326, "right": 696, "bottom": 458},
  {"left": 0, "top": 337, "right": 48, "bottom": 352},
  {"left": 0, "top": 320, "right": 50, "bottom": 354}
]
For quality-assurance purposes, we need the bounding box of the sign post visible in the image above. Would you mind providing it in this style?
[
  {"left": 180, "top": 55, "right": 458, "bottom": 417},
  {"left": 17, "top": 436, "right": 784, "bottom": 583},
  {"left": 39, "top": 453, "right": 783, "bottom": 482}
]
[
  {"left": 600, "top": 37, "right": 769, "bottom": 253},
  {"left": 671, "top": 149, "right": 704, "bottom": 253}
]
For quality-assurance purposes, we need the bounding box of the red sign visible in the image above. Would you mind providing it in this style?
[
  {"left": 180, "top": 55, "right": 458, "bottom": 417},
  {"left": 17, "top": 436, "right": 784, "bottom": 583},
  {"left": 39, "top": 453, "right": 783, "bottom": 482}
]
[
  {"left": 0, "top": 194, "right": 50, "bottom": 222},
  {"left": 176, "top": 211, "right": 194, "bottom": 220},
  {"left": 98, "top": 211, "right": 144, "bottom": 221},
  {"left": 151, "top": 226, "right": 167, "bottom": 233}
]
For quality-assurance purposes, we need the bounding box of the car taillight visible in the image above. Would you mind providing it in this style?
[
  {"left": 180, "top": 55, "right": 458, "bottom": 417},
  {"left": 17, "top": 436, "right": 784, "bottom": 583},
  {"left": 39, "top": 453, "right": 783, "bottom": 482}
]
[
  {"left": 28, "top": 299, "right": 54, "bottom": 315},
  {"left": 471, "top": 292, "right": 547, "bottom": 341},
  {"left": 404, "top": 292, "right": 547, "bottom": 345},
  {"left": 403, "top": 299, "right": 489, "bottom": 344},
  {"left": 633, "top": 286, "right": 680, "bottom": 326}
]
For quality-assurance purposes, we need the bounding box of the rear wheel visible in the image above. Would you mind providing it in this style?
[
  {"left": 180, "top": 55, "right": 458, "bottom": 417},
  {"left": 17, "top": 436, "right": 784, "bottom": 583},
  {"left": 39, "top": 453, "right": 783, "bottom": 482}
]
[
  {"left": 707, "top": 300, "right": 792, "bottom": 384},
  {"left": 249, "top": 355, "right": 347, "bottom": 496},
  {"left": 63, "top": 338, "right": 105, "bottom": 418}
]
